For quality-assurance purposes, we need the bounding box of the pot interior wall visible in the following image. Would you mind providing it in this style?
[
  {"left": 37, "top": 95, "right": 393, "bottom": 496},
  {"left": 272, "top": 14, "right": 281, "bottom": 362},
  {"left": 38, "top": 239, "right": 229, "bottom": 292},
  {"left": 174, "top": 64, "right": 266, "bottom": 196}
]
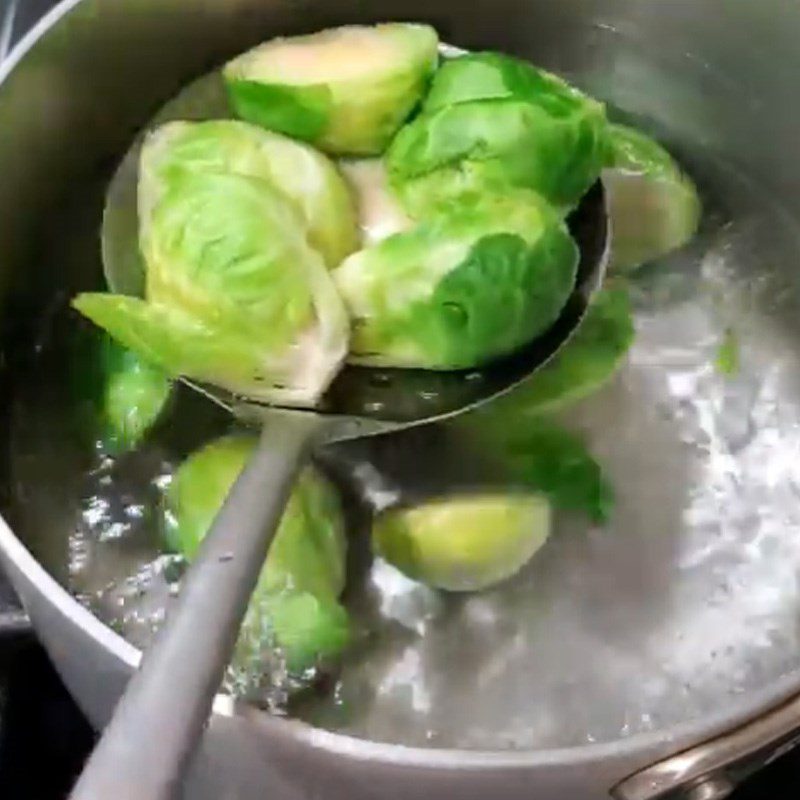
[{"left": 2, "top": 0, "right": 800, "bottom": 753}]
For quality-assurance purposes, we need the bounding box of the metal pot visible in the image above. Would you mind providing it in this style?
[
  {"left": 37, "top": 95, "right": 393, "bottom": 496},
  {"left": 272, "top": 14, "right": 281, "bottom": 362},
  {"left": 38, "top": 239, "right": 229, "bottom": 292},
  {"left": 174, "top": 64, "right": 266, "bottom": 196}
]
[{"left": 2, "top": 1, "right": 800, "bottom": 798}]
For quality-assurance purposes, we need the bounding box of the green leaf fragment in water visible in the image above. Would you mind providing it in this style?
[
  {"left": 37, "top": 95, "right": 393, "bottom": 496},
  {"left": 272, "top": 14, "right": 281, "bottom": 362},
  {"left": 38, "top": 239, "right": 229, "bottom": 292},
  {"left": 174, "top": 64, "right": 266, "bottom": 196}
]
[
  {"left": 503, "top": 421, "right": 616, "bottom": 524},
  {"left": 715, "top": 327, "right": 740, "bottom": 377}
]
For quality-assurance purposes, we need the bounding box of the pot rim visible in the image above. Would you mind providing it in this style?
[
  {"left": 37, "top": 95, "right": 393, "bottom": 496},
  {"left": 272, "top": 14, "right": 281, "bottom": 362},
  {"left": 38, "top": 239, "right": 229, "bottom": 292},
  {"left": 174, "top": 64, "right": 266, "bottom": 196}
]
[{"left": 3, "top": 0, "right": 800, "bottom": 773}]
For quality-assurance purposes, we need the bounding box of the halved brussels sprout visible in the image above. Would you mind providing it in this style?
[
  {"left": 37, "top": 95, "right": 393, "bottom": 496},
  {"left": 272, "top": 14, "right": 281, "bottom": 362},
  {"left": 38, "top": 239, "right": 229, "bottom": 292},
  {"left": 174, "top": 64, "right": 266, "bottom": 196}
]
[
  {"left": 339, "top": 158, "right": 413, "bottom": 247},
  {"left": 101, "top": 341, "right": 173, "bottom": 453},
  {"left": 224, "top": 23, "right": 439, "bottom": 156},
  {"left": 387, "top": 52, "right": 608, "bottom": 215},
  {"left": 333, "top": 190, "right": 578, "bottom": 369},
  {"left": 164, "top": 435, "right": 350, "bottom": 674},
  {"left": 74, "top": 169, "right": 349, "bottom": 406},
  {"left": 140, "top": 120, "right": 358, "bottom": 268},
  {"left": 603, "top": 123, "right": 701, "bottom": 271},
  {"left": 373, "top": 492, "right": 551, "bottom": 592}
]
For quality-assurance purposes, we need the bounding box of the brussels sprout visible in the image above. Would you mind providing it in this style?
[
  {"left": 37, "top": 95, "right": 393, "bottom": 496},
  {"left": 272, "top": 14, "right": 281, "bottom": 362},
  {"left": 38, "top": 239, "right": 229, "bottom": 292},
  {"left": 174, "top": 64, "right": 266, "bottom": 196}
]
[
  {"left": 100, "top": 340, "right": 173, "bottom": 453},
  {"left": 453, "top": 290, "right": 632, "bottom": 523},
  {"left": 475, "top": 287, "right": 635, "bottom": 418},
  {"left": 373, "top": 492, "right": 551, "bottom": 592},
  {"left": 334, "top": 190, "right": 579, "bottom": 369},
  {"left": 67, "top": 321, "right": 174, "bottom": 453},
  {"left": 603, "top": 123, "right": 701, "bottom": 271},
  {"left": 387, "top": 52, "right": 608, "bottom": 215},
  {"left": 140, "top": 120, "right": 358, "bottom": 268},
  {"left": 339, "top": 158, "right": 413, "bottom": 247},
  {"left": 224, "top": 23, "right": 439, "bottom": 156},
  {"left": 74, "top": 169, "right": 349, "bottom": 406},
  {"left": 164, "top": 435, "right": 350, "bottom": 673}
]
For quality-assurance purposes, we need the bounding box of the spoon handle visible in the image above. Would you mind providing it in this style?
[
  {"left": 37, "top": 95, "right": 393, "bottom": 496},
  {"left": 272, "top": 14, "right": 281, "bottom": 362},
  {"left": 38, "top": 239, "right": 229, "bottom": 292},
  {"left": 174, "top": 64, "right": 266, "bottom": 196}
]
[{"left": 69, "top": 412, "right": 325, "bottom": 800}]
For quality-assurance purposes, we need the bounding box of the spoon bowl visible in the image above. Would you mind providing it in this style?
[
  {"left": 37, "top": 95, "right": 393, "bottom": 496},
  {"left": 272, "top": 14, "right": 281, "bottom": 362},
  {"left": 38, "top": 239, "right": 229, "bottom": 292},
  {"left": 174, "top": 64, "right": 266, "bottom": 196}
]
[{"left": 101, "top": 71, "right": 609, "bottom": 433}]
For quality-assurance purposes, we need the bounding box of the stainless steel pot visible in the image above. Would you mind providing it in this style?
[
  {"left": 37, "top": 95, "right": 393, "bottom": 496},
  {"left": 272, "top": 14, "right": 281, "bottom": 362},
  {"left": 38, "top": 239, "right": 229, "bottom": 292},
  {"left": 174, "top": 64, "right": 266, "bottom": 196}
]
[{"left": 3, "top": 1, "right": 800, "bottom": 798}]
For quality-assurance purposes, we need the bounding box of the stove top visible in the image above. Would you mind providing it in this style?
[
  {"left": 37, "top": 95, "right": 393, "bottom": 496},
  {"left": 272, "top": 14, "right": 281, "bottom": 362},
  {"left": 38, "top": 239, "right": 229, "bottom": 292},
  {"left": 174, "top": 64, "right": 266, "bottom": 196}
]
[{"left": 0, "top": 1, "right": 799, "bottom": 798}]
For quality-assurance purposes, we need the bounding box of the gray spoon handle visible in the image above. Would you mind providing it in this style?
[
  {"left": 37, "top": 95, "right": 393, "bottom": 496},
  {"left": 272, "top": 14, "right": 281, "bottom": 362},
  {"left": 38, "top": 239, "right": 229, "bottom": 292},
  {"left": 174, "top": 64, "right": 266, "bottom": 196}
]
[{"left": 69, "top": 412, "right": 325, "bottom": 800}]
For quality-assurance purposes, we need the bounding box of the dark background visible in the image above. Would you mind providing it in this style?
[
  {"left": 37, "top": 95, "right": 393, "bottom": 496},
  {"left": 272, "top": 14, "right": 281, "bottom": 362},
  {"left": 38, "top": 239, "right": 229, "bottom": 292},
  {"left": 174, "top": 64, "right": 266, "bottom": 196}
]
[{"left": 0, "top": 0, "right": 799, "bottom": 797}]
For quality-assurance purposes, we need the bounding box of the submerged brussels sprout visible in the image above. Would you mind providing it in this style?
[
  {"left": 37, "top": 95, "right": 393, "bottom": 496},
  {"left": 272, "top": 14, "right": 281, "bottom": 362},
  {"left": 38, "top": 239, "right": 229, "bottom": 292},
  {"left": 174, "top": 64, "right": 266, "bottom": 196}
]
[
  {"left": 100, "top": 340, "right": 173, "bottom": 453},
  {"left": 224, "top": 23, "right": 439, "bottom": 156},
  {"left": 506, "top": 424, "right": 614, "bottom": 525},
  {"left": 603, "top": 123, "right": 701, "bottom": 271},
  {"left": 139, "top": 120, "right": 358, "bottom": 268},
  {"left": 334, "top": 190, "right": 578, "bottom": 369},
  {"left": 373, "top": 492, "right": 551, "bottom": 592},
  {"left": 387, "top": 52, "right": 608, "bottom": 215},
  {"left": 68, "top": 324, "right": 174, "bottom": 454},
  {"left": 339, "top": 158, "right": 413, "bottom": 247},
  {"left": 463, "top": 418, "right": 616, "bottom": 524},
  {"left": 476, "top": 287, "right": 635, "bottom": 418},
  {"left": 454, "top": 289, "right": 633, "bottom": 523},
  {"left": 164, "top": 435, "right": 350, "bottom": 674},
  {"left": 74, "top": 167, "right": 349, "bottom": 406}
]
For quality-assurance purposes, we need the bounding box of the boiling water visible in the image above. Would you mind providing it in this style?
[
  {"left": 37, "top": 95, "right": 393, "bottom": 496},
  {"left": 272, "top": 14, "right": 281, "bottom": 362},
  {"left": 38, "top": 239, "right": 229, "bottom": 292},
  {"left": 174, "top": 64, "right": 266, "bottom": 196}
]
[{"left": 9, "top": 156, "right": 800, "bottom": 750}]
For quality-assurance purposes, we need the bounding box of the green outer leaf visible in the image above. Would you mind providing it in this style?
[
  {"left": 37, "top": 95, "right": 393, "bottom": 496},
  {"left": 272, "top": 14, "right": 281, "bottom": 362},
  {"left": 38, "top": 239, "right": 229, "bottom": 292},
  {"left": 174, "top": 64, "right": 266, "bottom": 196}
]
[
  {"left": 420, "top": 230, "right": 576, "bottom": 366},
  {"left": 101, "top": 340, "right": 173, "bottom": 454},
  {"left": 457, "top": 415, "right": 616, "bottom": 524},
  {"left": 334, "top": 190, "right": 578, "bottom": 369},
  {"left": 225, "top": 80, "right": 331, "bottom": 144},
  {"left": 387, "top": 52, "right": 607, "bottom": 212},
  {"left": 72, "top": 294, "right": 271, "bottom": 396},
  {"left": 503, "top": 423, "right": 616, "bottom": 524},
  {"left": 389, "top": 100, "right": 606, "bottom": 214},
  {"left": 164, "top": 435, "right": 351, "bottom": 672},
  {"left": 223, "top": 23, "right": 439, "bottom": 156},
  {"left": 66, "top": 324, "right": 173, "bottom": 453},
  {"left": 423, "top": 51, "right": 590, "bottom": 114}
]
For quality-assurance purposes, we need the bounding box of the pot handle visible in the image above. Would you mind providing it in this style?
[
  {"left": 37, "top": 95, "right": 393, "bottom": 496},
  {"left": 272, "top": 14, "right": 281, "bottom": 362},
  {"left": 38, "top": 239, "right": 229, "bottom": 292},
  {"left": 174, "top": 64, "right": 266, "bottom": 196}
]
[
  {"left": 611, "top": 692, "right": 800, "bottom": 800},
  {"left": 68, "top": 410, "right": 325, "bottom": 800}
]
